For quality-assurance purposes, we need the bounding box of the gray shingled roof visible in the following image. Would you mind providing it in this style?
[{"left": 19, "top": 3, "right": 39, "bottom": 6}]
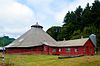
[
  {"left": 6, "top": 24, "right": 57, "bottom": 48},
  {"left": 57, "top": 38, "right": 89, "bottom": 47},
  {"left": 6, "top": 23, "right": 95, "bottom": 48}
]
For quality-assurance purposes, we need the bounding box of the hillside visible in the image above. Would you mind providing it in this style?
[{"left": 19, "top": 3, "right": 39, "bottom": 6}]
[{"left": 0, "top": 36, "right": 15, "bottom": 47}]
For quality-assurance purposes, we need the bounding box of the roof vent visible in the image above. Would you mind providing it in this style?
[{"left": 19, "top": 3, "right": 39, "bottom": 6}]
[
  {"left": 81, "top": 36, "right": 83, "bottom": 39},
  {"left": 31, "top": 22, "right": 43, "bottom": 29},
  {"left": 63, "top": 38, "right": 66, "bottom": 41}
]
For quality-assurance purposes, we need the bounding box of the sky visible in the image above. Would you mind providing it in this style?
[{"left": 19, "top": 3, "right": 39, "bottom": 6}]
[{"left": 0, "top": 0, "right": 95, "bottom": 38}]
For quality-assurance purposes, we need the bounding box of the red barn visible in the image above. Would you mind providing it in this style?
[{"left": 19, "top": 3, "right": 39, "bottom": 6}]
[
  {"left": 5, "top": 23, "right": 96, "bottom": 56},
  {"left": 53, "top": 38, "right": 96, "bottom": 56}
]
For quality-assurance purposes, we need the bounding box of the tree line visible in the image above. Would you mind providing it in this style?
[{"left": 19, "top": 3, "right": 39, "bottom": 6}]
[
  {"left": 47, "top": 0, "right": 100, "bottom": 47},
  {"left": 0, "top": 36, "right": 15, "bottom": 47}
]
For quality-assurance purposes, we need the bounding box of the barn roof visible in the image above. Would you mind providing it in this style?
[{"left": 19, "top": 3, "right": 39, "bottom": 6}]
[
  {"left": 6, "top": 23, "right": 57, "bottom": 48},
  {"left": 57, "top": 38, "right": 89, "bottom": 47},
  {"left": 5, "top": 23, "right": 96, "bottom": 48}
]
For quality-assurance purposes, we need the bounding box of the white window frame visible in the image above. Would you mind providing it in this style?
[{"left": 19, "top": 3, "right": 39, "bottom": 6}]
[
  {"left": 59, "top": 48, "right": 62, "bottom": 52},
  {"left": 66, "top": 48, "right": 70, "bottom": 52},
  {"left": 44, "top": 46, "right": 47, "bottom": 51},
  {"left": 75, "top": 48, "right": 78, "bottom": 52}
]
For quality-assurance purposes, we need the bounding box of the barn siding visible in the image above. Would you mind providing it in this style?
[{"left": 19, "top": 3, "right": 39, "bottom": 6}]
[
  {"left": 83, "top": 39, "right": 95, "bottom": 55},
  {"left": 42, "top": 44, "right": 49, "bottom": 54},
  {"left": 6, "top": 46, "right": 43, "bottom": 54},
  {"left": 48, "top": 47, "right": 53, "bottom": 54},
  {"left": 50, "top": 39, "right": 95, "bottom": 56},
  {"left": 6, "top": 39, "right": 95, "bottom": 56}
]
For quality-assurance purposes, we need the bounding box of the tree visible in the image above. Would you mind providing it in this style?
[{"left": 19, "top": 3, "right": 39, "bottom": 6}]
[
  {"left": 81, "top": 3, "right": 92, "bottom": 28},
  {"left": 0, "top": 36, "right": 15, "bottom": 47},
  {"left": 46, "top": 26, "right": 61, "bottom": 41},
  {"left": 46, "top": 0, "right": 100, "bottom": 47},
  {"left": 74, "top": 6, "right": 83, "bottom": 30},
  {"left": 64, "top": 11, "right": 71, "bottom": 23},
  {"left": 91, "top": 0, "right": 100, "bottom": 24},
  {"left": 96, "top": 29, "right": 100, "bottom": 47},
  {"left": 71, "top": 30, "right": 81, "bottom": 39}
]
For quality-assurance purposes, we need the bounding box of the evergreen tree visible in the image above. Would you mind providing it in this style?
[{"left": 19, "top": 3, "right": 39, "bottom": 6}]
[
  {"left": 46, "top": 26, "right": 61, "bottom": 41},
  {"left": 46, "top": 0, "right": 100, "bottom": 47},
  {"left": 0, "top": 36, "right": 15, "bottom": 47},
  {"left": 82, "top": 3, "right": 91, "bottom": 28}
]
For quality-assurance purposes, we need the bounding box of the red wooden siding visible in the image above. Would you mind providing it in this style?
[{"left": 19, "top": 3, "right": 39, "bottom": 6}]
[
  {"left": 6, "top": 46, "right": 43, "bottom": 54},
  {"left": 51, "top": 39, "right": 95, "bottom": 56},
  {"left": 42, "top": 44, "right": 49, "bottom": 54},
  {"left": 6, "top": 39, "right": 95, "bottom": 56},
  {"left": 83, "top": 39, "right": 95, "bottom": 55}
]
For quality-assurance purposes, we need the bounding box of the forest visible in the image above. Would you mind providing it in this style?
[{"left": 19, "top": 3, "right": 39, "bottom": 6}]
[
  {"left": 0, "top": 36, "right": 15, "bottom": 47},
  {"left": 47, "top": 0, "right": 100, "bottom": 47}
]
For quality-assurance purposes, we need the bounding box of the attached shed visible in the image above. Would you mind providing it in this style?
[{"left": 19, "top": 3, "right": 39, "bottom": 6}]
[{"left": 52, "top": 38, "right": 95, "bottom": 56}]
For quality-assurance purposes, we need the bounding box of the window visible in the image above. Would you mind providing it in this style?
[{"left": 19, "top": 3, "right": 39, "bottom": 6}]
[
  {"left": 75, "top": 48, "right": 78, "bottom": 52},
  {"left": 59, "top": 48, "right": 62, "bottom": 52},
  {"left": 44, "top": 46, "right": 47, "bottom": 51},
  {"left": 52, "top": 48, "right": 56, "bottom": 52},
  {"left": 66, "top": 48, "right": 70, "bottom": 52}
]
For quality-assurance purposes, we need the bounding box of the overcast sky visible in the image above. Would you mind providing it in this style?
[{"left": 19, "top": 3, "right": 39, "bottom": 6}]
[{"left": 0, "top": 0, "right": 95, "bottom": 38}]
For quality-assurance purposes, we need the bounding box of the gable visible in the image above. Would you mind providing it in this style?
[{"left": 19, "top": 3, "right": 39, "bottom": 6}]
[{"left": 84, "top": 39, "right": 95, "bottom": 47}]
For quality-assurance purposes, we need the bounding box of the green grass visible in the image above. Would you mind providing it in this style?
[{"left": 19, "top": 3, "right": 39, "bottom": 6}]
[
  {"left": 0, "top": 53, "right": 100, "bottom": 66},
  {"left": 96, "top": 51, "right": 100, "bottom": 55}
]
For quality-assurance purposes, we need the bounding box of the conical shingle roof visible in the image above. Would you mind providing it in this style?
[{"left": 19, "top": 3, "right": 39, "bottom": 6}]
[{"left": 6, "top": 23, "right": 57, "bottom": 48}]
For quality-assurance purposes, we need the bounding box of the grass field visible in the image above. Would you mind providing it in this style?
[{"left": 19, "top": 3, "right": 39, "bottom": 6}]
[{"left": 0, "top": 52, "right": 100, "bottom": 66}]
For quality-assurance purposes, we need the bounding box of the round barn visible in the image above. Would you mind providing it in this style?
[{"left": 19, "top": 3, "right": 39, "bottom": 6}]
[{"left": 5, "top": 23, "right": 96, "bottom": 56}]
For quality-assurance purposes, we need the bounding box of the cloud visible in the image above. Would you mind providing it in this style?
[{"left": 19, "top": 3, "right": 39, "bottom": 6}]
[
  {"left": 54, "top": 0, "right": 95, "bottom": 24},
  {"left": 0, "top": 0, "right": 34, "bottom": 38},
  {"left": 0, "top": 0, "right": 95, "bottom": 38},
  {"left": 26, "top": 0, "right": 95, "bottom": 25}
]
